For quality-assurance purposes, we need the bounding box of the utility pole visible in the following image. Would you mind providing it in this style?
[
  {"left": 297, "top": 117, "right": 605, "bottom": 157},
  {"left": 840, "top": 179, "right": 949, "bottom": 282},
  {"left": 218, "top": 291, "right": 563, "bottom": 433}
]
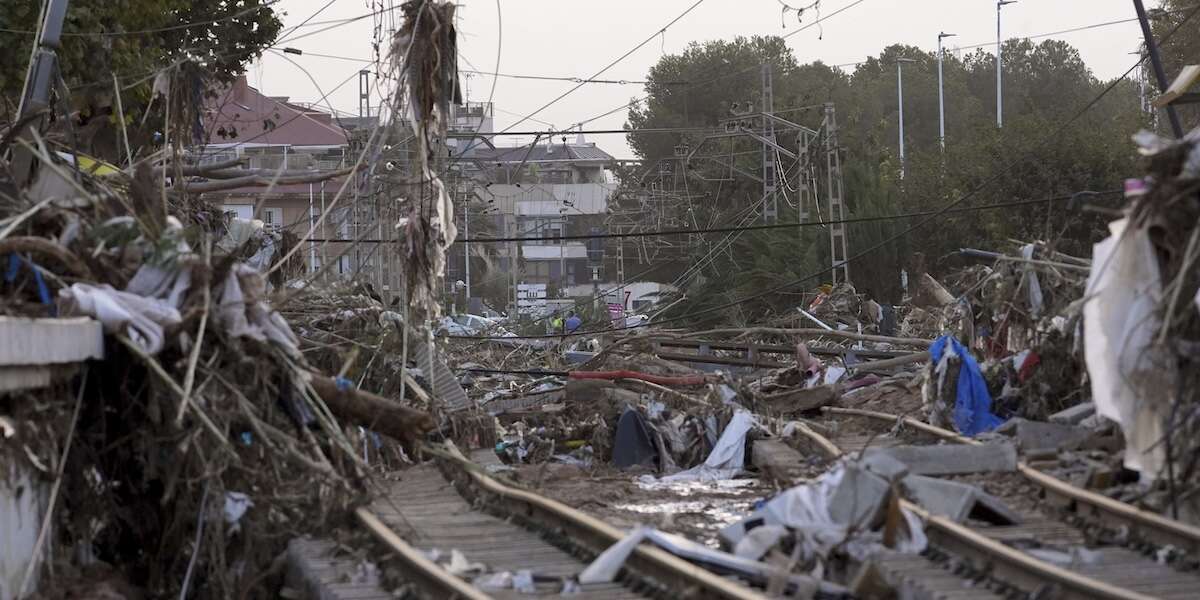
[
  {"left": 896, "top": 58, "right": 916, "bottom": 178},
  {"left": 761, "top": 64, "right": 779, "bottom": 223},
  {"left": 1133, "top": 0, "right": 1184, "bottom": 138},
  {"left": 937, "top": 32, "right": 956, "bottom": 150},
  {"left": 824, "top": 103, "right": 850, "bottom": 284},
  {"left": 996, "top": 0, "right": 1016, "bottom": 128},
  {"left": 13, "top": 0, "right": 70, "bottom": 187},
  {"left": 461, "top": 201, "right": 471, "bottom": 301}
]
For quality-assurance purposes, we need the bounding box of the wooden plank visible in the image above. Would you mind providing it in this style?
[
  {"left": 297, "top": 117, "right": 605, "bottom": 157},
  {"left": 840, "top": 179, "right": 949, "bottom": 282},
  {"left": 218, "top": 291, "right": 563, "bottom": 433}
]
[
  {"left": 649, "top": 337, "right": 905, "bottom": 359},
  {"left": 654, "top": 351, "right": 787, "bottom": 369}
]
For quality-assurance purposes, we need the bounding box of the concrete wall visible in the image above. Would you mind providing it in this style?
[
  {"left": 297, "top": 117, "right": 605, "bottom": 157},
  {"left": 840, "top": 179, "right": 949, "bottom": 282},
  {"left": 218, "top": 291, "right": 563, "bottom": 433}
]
[
  {"left": 564, "top": 281, "right": 677, "bottom": 308},
  {"left": 0, "top": 467, "right": 47, "bottom": 600},
  {"left": 483, "top": 183, "right": 616, "bottom": 216}
]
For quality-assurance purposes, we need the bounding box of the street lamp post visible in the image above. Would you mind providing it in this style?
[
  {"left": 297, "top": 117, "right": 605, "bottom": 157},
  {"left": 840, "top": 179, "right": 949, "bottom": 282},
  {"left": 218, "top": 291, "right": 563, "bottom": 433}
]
[
  {"left": 996, "top": 1, "right": 1016, "bottom": 128},
  {"left": 896, "top": 57, "right": 916, "bottom": 178},
  {"left": 937, "top": 32, "right": 956, "bottom": 150}
]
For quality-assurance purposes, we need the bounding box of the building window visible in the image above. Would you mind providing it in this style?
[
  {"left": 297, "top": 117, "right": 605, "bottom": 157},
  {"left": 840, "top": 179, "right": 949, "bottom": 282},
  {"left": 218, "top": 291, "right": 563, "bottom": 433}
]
[
  {"left": 525, "top": 262, "right": 550, "bottom": 280},
  {"left": 222, "top": 204, "right": 253, "bottom": 220},
  {"left": 262, "top": 207, "right": 283, "bottom": 232}
]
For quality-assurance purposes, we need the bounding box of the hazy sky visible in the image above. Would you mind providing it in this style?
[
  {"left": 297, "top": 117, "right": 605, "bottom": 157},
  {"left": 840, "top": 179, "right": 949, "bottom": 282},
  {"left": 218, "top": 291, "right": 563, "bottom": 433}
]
[{"left": 252, "top": 0, "right": 1151, "bottom": 158}]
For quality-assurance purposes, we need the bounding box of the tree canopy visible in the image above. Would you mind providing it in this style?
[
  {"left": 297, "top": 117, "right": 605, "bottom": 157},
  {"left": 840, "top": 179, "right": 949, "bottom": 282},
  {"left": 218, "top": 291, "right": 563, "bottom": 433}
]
[
  {"left": 624, "top": 33, "right": 1149, "bottom": 323},
  {"left": 0, "top": 0, "right": 281, "bottom": 117}
]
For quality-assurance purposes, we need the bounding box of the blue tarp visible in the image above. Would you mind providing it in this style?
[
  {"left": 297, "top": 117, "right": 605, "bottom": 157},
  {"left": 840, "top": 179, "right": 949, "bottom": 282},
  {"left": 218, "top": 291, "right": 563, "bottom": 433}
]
[{"left": 929, "top": 335, "right": 1002, "bottom": 436}]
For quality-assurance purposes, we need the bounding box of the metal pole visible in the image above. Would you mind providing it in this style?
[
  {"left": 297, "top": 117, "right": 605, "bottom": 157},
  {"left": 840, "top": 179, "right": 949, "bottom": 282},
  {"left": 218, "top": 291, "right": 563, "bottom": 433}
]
[
  {"left": 938, "top": 32, "right": 955, "bottom": 150},
  {"left": 1133, "top": 0, "right": 1184, "bottom": 138},
  {"left": 464, "top": 202, "right": 471, "bottom": 299},
  {"left": 309, "top": 183, "right": 317, "bottom": 273},
  {"left": 938, "top": 38, "right": 945, "bottom": 149},
  {"left": 13, "top": 0, "right": 70, "bottom": 186},
  {"left": 996, "top": 1, "right": 1016, "bottom": 128},
  {"left": 897, "top": 61, "right": 905, "bottom": 178},
  {"left": 896, "top": 58, "right": 914, "bottom": 178}
]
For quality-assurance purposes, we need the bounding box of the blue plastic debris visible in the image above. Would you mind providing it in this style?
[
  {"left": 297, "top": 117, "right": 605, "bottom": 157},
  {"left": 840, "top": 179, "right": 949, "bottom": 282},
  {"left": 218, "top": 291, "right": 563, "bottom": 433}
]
[
  {"left": 6, "top": 253, "right": 54, "bottom": 313},
  {"left": 929, "top": 335, "right": 1002, "bottom": 436}
]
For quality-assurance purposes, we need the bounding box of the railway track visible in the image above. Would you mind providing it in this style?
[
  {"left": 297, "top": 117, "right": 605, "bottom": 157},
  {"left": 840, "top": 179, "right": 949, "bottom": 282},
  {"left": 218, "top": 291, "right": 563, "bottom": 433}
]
[
  {"left": 341, "top": 403, "right": 1200, "bottom": 599},
  {"left": 798, "top": 405, "right": 1200, "bottom": 599},
  {"left": 823, "top": 407, "right": 1200, "bottom": 562},
  {"left": 354, "top": 445, "right": 770, "bottom": 599}
]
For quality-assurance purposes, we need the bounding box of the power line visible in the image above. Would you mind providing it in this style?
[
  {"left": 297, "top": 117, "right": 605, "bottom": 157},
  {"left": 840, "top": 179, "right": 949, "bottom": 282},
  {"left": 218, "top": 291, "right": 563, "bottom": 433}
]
[
  {"left": 275, "top": 0, "right": 338, "bottom": 44},
  {"left": 448, "top": 4, "right": 1200, "bottom": 342},
  {"left": 301, "top": 190, "right": 1121, "bottom": 244},
  {"left": 781, "top": 0, "right": 869, "bottom": 40},
  {"left": 289, "top": 49, "right": 679, "bottom": 85},
  {"left": 459, "top": 0, "right": 709, "bottom": 158}
]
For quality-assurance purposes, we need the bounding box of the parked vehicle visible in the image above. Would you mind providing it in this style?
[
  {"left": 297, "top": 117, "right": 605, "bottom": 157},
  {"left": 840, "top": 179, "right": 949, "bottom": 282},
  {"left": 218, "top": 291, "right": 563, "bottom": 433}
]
[{"left": 436, "top": 314, "right": 510, "bottom": 336}]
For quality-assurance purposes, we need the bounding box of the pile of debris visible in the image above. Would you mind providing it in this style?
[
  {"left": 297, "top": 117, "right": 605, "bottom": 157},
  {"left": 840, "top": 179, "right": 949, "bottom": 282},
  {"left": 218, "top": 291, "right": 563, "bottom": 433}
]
[
  {"left": 1077, "top": 128, "right": 1200, "bottom": 507},
  {"left": 0, "top": 105, "right": 435, "bottom": 600}
]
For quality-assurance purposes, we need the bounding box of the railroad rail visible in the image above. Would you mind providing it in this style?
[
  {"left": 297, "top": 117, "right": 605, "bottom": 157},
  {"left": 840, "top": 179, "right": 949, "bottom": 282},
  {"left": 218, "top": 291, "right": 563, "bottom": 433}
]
[
  {"left": 824, "top": 406, "right": 1200, "bottom": 559},
  {"left": 796, "top": 406, "right": 1200, "bottom": 599},
  {"left": 353, "top": 443, "right": 769, "bottom": 600}
]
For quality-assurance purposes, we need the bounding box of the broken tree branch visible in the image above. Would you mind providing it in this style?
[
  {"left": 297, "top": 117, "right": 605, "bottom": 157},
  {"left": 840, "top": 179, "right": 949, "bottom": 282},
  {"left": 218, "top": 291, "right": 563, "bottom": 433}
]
[
  {"left": 176, "top": 157, "right": 247, "bottom": 174},
  {"left": 0, "top": 236, "right": 94, "bottom": 279},
  {"left": 176, "top": 237, "right": 211, "bottom": 427},
  {"left": 680, "top": 327, "right": 933, "bottom": 348},
  {"left": 116, "top": 335, "right": 232, "bottom": 449},
  {"left": 854, "top": 351, "right": 932, "bottom": 373},
  {"left": 306, "top": 373, "right": 437, "bottom": 456},
  {"left": 179, "top": 165, "right": 360, "bottom": 193}
]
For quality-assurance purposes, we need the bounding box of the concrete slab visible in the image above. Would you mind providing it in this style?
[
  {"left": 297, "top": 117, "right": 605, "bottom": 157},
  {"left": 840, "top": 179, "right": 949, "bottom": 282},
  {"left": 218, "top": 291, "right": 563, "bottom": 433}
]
[
  {"left": 829, "top": 463, "right": 891, "bottom": 529},
  {"left": 998, "top": 418, "right": 1091, "bottom": 452},
  {"left": 903, "top": 475, "right": 1022, "bottom": 525},
  {"left": 752, "top": 439, "right": 806, "bottom": 482},
  {"left": 286, "top": 538, "right": 390, "bottom": 600},
  {"left": 0, "top": 317, "right": 103, "bottom": 366},
  {"left": 1049, "top": 402, "right": 1096, "bottom": 426},
  {"left": 862, "top": 443, "right": 1017, "bottom": 476},
  {"left": 860, "top": 450, "right": 909, "bottom": 482}
]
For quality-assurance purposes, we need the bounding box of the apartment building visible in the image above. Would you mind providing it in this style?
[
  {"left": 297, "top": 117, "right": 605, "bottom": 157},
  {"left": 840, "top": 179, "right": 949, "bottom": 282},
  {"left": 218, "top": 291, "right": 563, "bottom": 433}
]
[
  {"left": 195, "top": 76, "right": 359, "bottom": 275},
  {"left": 458, "top": 134, "right": 617, "bottom": 311}
]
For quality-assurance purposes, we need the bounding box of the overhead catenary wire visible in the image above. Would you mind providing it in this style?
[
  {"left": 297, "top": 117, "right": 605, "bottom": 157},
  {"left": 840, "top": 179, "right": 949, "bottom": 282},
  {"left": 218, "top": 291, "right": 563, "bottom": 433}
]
[
  {"left": 287, "top": 49, "right": 680, "bottom": 85},
  {"left": 302, "top": 190, "right": 1122, "bottom": 245},
  {"left": 454, "top": 0, "right": 710, "bottom": 159},
  {"left": 448, "top": 4, "right": 1200, "bottom": 342}
]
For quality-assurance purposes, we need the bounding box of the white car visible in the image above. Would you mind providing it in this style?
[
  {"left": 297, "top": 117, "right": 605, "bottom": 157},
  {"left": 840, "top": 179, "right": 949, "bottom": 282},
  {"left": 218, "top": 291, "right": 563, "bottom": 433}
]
[
  {"left": 625, "top": 314, "right": 650, "bottom": 328},
  {"left": 437, "top": 314, "right": 508, "bottom": 336}
]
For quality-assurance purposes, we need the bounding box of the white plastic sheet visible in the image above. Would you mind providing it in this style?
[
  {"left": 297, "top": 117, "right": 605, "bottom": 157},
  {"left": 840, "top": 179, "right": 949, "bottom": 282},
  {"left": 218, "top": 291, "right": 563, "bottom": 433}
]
[
  {"left": 579, "top": 525, "right": 825, "bottom": 593},
  {"left": 215, "top": 264, "right": 301, "bottom": 356},
  {"left": 720, "top": 464, "right": 926, "bottom": 562},
  {"left": 1083, "top": 218, "right": 1173, "bottom": 478},
  {"left": 653, "top": 410, "right": 756, "bottom": 482},
  {"left": 59, "top": 283, "right": 182, "bottom": 354},
  {"left": 1021, "top": 243, "right": 1045, "bottom": 317}
]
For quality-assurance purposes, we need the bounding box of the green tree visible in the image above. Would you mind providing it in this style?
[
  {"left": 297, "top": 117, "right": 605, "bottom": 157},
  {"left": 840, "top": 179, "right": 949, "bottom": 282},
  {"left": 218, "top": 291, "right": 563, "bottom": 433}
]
[
  {"left": 627, "top": 35, "right": 1146, "bottom": 326},
  {"left": 0, "top": 0, "right": 281, "bottom": 123}
]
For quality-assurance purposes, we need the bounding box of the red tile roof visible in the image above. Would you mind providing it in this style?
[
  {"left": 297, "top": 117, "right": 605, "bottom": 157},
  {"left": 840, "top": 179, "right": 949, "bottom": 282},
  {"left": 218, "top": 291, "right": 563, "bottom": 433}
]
[{"left": 203, "top": 76, "right": 349, "bottom": 147}]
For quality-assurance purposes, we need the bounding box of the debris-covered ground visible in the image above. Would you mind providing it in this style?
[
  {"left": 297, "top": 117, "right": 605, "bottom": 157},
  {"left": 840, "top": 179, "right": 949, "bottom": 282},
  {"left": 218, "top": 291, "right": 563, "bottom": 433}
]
[{"left": 6, "top": 0, "right": 1200, "bottom": 597}]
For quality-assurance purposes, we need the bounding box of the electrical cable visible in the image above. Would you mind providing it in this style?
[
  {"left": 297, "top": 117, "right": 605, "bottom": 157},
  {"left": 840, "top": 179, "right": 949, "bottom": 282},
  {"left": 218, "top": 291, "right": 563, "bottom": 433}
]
[
  {"left": 447, "top": 4, "right": 1200, "bottom": 342},
  {"left": 454, "top": 0, "right": 709, "bottom": 159},
  {"left": 301, "top": 190, "right": 1121, "bottom": 244},
  {"left": 287, "top": 49, "right": 681, "bottom": 85},
  {"left": 274, "top": 0, "right": 338, "bottom": 45},
  {"left": 780, "top": 0, "right": 868, "bottom": 40}
]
